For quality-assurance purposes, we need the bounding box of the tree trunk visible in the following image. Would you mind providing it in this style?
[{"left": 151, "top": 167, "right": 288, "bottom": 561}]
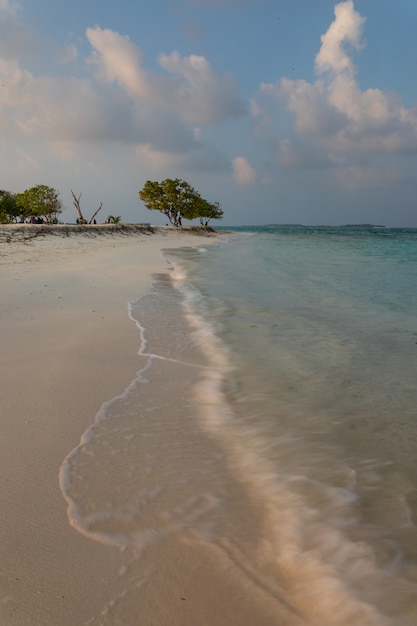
[
  {"left": 88, "top": 202, "right": 103, "bottom": 224},
  {"left": 71, "top": 190, "right": 86, "bottom": 224}
]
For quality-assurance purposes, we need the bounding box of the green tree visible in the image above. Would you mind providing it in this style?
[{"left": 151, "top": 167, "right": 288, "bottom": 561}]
[
  {"left": 139, "top": 178, "right": 221, "bottom": 227},
  {"left": 17, "top": 185, "right": 63, "bottom": 223},
  {"left": 0, "top": 190, "right": 19, "bottom": 223},
  {"left": 196, "top": 199, "right": 224, "bottom": 226}
]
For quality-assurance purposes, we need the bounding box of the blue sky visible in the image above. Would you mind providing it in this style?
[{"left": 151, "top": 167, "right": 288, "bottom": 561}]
[{"left": 1, "top": 0, "right": 417, "bottom": 226}]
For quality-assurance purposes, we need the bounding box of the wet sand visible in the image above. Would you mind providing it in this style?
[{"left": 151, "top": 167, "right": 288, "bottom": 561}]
[{"left": 0, "top": 226, "right": 289, "bottom": 626}]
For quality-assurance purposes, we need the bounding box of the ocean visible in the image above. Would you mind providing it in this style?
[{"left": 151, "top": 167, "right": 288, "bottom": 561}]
[{"left": 61, "top": 226, "right": 417, "bottom": 625}]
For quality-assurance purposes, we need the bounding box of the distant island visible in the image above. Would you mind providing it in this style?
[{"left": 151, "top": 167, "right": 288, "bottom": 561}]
[
  {"left": 339, "top": 224, "right": 386, "bottom": 228},
  {"left": 263, "top": 223, "right": 386, "bottom": 229}
]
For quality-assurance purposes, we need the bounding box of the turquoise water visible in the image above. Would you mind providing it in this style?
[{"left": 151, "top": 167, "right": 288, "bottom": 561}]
[
  {"left": 61, "top": 226, "right": 417, "bottom": 624},
  {"left": 164, "top": 226, "right": 417, "bottom": 624}
]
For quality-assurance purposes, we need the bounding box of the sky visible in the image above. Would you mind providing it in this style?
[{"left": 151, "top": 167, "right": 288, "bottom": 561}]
[{"left": 1, "top": 0, "right": 417, "bottom": 226}]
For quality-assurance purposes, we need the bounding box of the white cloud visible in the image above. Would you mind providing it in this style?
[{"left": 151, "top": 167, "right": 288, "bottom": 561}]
[
  {"left": 314, "top": 0, "right": 365, "bottom": 76},
  {"left": 0, "top": 19, "right": 246, "bottom": 172},
  {"left": 0, "top": 56, "right": 142, "bottom": 148},
  {"left": 260, "top": 0, "right": 417, "bottom": 184},
  {"left": 232, "top": 156, "right": 256, "bottom": 184},
  {"left": 86, "top": 27, "right": 245, "bottom": 125},
  {"left": 86, "top": 27, "right": 151, "bottom": 98},
  {"left": 158, "top": 51, "right": 245, "bottom": 123}
]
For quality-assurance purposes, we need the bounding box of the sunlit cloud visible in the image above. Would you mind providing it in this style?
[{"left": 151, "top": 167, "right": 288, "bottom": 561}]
[
  {"left": 232, "top": 156, "right": 256, "bottom": 184},
  {"left": 315, "top": 0, "right": 366, "bottom": 75},
  {"left": 86, "top": 27, "right": 151, "bottom": 98},
  {"left": 0, "top": 18, "right": 246, "bottom": 170},
  {"left": 86, "top": 26, "right": 245, "bottom": 125},
  {"left": 260, "top": 0, "right": 417, "bottom": 185}
]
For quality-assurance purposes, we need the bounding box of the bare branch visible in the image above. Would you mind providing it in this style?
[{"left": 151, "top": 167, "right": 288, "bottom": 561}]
[
  {"left": 71, "top": 190, "right": 86, "bottom": 224},
  {"left": 88, "top": 202, "right": 103, "bottom": 224}
]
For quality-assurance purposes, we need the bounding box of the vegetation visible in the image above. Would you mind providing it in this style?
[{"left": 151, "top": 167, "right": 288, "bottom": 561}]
[
  {"left": 0, "top": 190, "right": 19, "bottom": 223},
  {"left": 15, "top": 185, "right": 62, "bottom": 223},
  {"left": 0, "top": 177, "right": 225, "bottom": 227},
  {"left": 139, "top": 178, "right": 223, "bottom": 227},
  {"left": 195, "top": 198, "right": 223, "bottom": 226}
]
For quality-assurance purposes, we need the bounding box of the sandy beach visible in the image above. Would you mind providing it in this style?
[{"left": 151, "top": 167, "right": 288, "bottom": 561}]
[{"left": 0, "top": 225, "right": 284, "bottom": 626}]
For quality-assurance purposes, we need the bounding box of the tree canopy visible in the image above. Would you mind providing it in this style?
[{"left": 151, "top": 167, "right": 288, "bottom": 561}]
[
  {"left": 0, "top": 179, "right": 224, "bottom": 226},
  {"left": 16, "top": 185, "right": 63, "bottom": 223},
  {"left": 195, "top": 198, "right": 224, "bottom": 226},
  {"left": 0, "top": 190, "right": 19, "bottom": 223},
  {"left": 139, "top": 178, "right": 223, "bottom": 227}
]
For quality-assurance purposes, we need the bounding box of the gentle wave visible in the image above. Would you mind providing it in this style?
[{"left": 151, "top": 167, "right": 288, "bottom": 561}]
[{"left": 59, "top": 232, "right": 417, "bottom": 625}]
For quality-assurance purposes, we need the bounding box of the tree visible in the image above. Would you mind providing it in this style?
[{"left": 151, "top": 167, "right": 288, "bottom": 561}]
[
  {"left": 106, "top": 215, "right": 121, "bottom": 224},
  {"left": 139, "top": 178, "right": 222, "bottom": 227},
  {"left": 196, "top": 200, "right": 224, "bottom": 226},
  {"left": 71, "top": 190, "right": 103, "bottom": 224},
  {"left": 0, "top": 190, "right": 19, "bottom": 223},
  {"left": 17, "top": 185, "right": 62, "bottom": 223}
]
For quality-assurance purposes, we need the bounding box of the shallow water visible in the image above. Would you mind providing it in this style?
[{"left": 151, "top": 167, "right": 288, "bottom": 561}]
[{"left": 60, "top": 227, "right": 417, "bottom": 625}]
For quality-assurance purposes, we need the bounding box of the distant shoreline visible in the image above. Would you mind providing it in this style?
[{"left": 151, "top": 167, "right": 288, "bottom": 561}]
[{"left": 261, "top": 223, "right": 387, "bottom": 228}]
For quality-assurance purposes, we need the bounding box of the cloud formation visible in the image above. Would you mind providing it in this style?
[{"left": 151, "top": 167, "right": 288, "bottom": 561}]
[
  {"left": 260, "top": 0, "right": 417, "bottom": 186},
  {"left": 0, "top": 12, "right": 245, "bottom": 171},
  {"left": 1, "top": 0, "right": 416, "bottom": 227},
  {"left": 315, "top": 0, "right": 365, "bottom": 75},
  {"left": 86, "top": 27, "right": 244, "bottom": 124},
  {"left": 232, "top": 156, "right": 256, "bottom": 184},
  {"left": 158, "top": 51, "right": 244, "bottom": 124}
]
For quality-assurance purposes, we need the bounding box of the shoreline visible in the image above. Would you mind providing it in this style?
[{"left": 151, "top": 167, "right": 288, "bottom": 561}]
[
  {"left": 0, "top": 223, "right": 221, "bottom": 243},
  {"left": 0, "top": 227, "right": 282, "bottom": 625}
]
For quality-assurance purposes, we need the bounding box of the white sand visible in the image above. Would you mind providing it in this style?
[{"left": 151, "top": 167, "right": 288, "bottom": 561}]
[{"left": 0, "top": 226, "right": 292, "bottom": 626}]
